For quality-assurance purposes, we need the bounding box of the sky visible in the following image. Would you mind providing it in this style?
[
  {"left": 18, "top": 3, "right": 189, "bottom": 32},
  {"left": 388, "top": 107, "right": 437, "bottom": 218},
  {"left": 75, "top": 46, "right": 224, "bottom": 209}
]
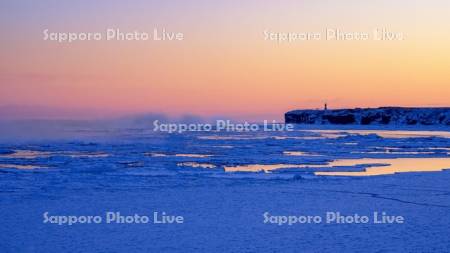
[{"left": 0, "top": 0, "right": 449, "bottom": 121}]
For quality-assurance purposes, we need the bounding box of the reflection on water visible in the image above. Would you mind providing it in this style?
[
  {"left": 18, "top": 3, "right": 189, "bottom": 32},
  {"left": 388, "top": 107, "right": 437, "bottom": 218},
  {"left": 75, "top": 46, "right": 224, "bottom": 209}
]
[
  {"left": 148, "top": 153, "right": 212, "bottom": 158},
  {"left": 283, "top": 151, "right": 322, "bottom": 156},
  {"left": 352, "top": 147, "right": 436, "bottom": 155},
  {"left": 427, "top": 147, "right": 450, "bottom": 155},
  {"left": 0, "top": 163, "right": 48, "bottom": 170},
  {"left": 352, "top": 146, "right": 450, "bottom": 155},
  {"left": 308, "top": 130, "right": 450, "bottom": 139},
  {"left": 223, "top": 164, "right": 303, "bottom": 172},
  {"left": 118, "top": 161, "right": 145, "bottom": 168},
  {"left": 221, "top": 158, "right": 450, "bottom": 176},
  {"left": 428, "top": 147, "right": 450, "bottom": 151},
  {"left": 274, "top": 132, "right": 346, "bottom": 140},
  {"left": 274, "top": 136, "right": 311, "bottom": 140},
  {"left": 177, "top": 162, "right": 216, "bottom": 169},
  {"left": 195, "top": 130, "right": 450, "bottom": 142},
  {"left": 359, "top": 151, "right": 436, "bottom": 154},
  {"left": 65, "top": 152, "right": 109, "bottom": 158},
  {"left": 147, "top": 153, "right": 168, "bottom": 157},
  {"left": 0, "top": 150, "right": 109, "bottom": 159},
  {"left": 198, "top": 136, "right": 267, "bottom": 140},
  {"left": 3, "top": 129, "right": 450, "bottom": 176},
  {"left": 198, "top": 133, "right": 345, "bottom": 141},
  {"left": 316, "top": 158, "right": 450, "bottom": 176},
  {"left": 175, "top": 154, "right": 213, "bottom": 158},
  {"left": 0, "top": 150, "right": 51, "bottom": 159}
]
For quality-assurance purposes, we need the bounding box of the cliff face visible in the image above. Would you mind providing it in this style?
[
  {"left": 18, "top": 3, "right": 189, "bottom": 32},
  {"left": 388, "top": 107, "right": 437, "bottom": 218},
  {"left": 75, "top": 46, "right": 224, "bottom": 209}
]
[{"left": 285, "top": 107, "right": 450, "bottom": 125}]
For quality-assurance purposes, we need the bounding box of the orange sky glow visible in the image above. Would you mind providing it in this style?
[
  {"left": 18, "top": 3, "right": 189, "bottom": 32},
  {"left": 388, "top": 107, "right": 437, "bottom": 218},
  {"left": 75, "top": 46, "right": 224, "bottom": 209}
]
[{"left": 1, "top": 1, "right": 449, "bottom": 121}]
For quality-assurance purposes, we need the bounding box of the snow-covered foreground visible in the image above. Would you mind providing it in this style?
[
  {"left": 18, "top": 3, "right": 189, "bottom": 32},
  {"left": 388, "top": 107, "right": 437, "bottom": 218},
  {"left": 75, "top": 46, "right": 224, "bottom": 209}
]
[{"left": 1, "top": 126, "right": 450, "bottom": 252}]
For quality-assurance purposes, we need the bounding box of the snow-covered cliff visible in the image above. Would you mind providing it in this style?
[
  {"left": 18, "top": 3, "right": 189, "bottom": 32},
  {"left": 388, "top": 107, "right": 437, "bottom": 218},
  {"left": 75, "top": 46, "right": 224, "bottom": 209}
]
[{"left": 285, "top": 107, "right": 450, "bottom": 125}]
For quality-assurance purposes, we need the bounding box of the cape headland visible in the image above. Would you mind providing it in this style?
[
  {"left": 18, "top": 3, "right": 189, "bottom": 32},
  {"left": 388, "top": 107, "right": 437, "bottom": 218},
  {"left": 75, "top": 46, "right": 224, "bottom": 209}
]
[{"left": 285, "top": 107, "right": 450, "bottom": 125}]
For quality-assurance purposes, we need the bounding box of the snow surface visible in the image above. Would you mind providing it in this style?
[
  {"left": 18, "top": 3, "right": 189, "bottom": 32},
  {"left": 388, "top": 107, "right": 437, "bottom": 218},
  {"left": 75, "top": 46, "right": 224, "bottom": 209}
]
[{"left": 0, "top": 125, "right": 450, "bottom": 252}]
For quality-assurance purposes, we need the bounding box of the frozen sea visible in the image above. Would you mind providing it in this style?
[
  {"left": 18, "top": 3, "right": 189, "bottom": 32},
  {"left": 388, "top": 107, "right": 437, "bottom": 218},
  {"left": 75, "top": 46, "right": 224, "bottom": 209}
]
[{"left": 1, "top": 124, "right": 450, "bottom": 252}]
